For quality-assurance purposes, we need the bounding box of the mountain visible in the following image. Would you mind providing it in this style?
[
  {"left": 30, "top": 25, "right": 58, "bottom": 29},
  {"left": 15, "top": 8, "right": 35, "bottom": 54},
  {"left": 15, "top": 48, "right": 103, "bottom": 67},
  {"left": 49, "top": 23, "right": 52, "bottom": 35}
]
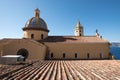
[
  {"left": 110, "top": 47, "right": 120, "bottom": 60},
  {"left": 111, "top": 42, "right": 120, "bottom": 47},
  {"left": 110, "top": 42, "right": 120, "bottom": 60}
]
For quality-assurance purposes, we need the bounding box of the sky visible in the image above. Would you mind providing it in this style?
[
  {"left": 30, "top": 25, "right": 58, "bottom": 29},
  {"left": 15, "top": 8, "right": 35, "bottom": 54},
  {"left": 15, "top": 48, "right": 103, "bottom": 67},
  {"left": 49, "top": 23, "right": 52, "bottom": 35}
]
[{"left": 0, "top": 0, "right": 120, "bottom": 42}]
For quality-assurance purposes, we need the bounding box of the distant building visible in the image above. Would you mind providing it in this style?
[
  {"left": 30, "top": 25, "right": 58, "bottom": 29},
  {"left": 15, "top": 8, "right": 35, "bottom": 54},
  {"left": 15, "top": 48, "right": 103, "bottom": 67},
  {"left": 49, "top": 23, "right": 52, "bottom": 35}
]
[{"left": 0, "top": 8, "right": 111, "bottom": 60}]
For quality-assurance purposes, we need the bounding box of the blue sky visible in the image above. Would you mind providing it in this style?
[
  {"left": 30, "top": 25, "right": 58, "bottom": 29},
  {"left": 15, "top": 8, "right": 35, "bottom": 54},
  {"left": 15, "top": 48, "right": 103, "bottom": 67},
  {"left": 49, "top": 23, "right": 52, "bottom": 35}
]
[{"left": 0, "top": 0, "right": 120, "bottom": 42}]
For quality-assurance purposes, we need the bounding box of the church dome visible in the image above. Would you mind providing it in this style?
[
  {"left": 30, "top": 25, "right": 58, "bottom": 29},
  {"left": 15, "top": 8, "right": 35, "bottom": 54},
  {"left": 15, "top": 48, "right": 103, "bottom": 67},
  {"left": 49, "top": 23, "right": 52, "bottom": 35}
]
[{"left": 23, "top": 8, "right": 49, "bottom": 32}]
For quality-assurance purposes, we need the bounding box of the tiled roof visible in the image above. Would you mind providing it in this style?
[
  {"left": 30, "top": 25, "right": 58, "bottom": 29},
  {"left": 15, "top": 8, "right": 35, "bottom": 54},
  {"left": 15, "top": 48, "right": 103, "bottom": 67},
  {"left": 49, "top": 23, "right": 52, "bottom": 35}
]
[
  {"left": 0, "top": 36, "right": 109, "bottom": 44},
  {"left": 40, "top": 36, "right": 109, "bottom": 43},
  {"left": 1, "top": 60, "right": 120, "bottom": 80},
  {"left": 0, "top": 39, "right": 13, "bottom": 44},
  {"left": 0, "top": 38, "right": 45, "bottom": 47}
]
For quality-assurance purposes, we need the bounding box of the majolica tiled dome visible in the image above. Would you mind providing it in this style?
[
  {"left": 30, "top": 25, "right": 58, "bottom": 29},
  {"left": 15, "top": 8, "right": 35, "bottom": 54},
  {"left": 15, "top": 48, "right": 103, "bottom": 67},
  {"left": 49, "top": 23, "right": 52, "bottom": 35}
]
[{"left": 23, "top": 8, "right": 49, "bottom": 32}]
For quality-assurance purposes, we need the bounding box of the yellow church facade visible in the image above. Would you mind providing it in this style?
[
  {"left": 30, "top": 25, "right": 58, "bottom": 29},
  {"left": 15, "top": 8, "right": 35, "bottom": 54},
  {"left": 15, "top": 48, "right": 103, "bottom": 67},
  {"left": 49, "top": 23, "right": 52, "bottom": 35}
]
[{"left": 0, "top": 8, "right": 111, "bottom": 60}]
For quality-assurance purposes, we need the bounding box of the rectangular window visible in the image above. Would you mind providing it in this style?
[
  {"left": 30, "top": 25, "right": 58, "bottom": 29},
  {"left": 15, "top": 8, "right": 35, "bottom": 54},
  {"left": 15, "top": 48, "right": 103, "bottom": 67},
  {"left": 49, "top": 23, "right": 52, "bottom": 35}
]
[
  {"left": 31, "top": 34, "right": 34, "bottom": 39},
  {"left": 63, "top": 53, "right": 66, "bottom": 59},
  {"left": 100, "top": 53, "right": 103, "bottom": 59},
  {"left": 75, "top": 53, "right": 77, "bottom": 59},
  {"left": 51, "top": 53, "right": 53, "bottom": 59},
  {"left": 87, "top": 53, "right": 90, "bottom": 59}
]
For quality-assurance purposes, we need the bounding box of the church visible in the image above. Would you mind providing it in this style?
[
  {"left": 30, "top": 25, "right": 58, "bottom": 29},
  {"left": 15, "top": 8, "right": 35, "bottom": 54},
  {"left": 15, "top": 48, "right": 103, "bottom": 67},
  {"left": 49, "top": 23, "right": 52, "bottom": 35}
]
[{"left": 0, "top": 8, "right": 111, "bottom": 60}]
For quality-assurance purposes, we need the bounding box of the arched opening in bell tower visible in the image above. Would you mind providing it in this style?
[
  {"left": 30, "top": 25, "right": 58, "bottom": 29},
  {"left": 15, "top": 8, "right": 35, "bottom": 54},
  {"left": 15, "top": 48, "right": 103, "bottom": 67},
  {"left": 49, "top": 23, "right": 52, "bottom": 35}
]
[{"left": 31, "top": 34, "right": 34, "bottom": 39}]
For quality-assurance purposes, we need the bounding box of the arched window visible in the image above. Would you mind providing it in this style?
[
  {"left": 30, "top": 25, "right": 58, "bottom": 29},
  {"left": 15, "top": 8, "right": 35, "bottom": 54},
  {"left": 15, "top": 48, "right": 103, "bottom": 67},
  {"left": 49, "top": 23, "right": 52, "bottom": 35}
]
[
  {"left": 51, "top": 53, "right": 53, "bottom": 59},
  {"left": 17, "top": 48, "right": 29, "bottom": 61},
  {"left": 41, "top": 34, "right": 44, "bottom": 39},
  {"left": 87, "top": 53, "right": 90, "bottom": 59},
  {"left": 31, "top": 34, "right": 34, "bottom": 39},
  {"left": 75, "top": 53, "right": 77, "bottom": 58},
  {"left": 63, "top": 53, "right": 66, "bottom": 59},
  {"left": 80, "top": 34, "right": 82, "bottom": 36}
]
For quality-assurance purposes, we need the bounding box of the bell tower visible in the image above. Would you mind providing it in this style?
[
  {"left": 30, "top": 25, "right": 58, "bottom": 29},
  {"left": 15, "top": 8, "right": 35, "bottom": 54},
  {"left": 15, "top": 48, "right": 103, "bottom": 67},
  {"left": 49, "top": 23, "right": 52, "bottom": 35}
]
[{"left": 74, "top": 21, "right": 84, "bottom": 36}]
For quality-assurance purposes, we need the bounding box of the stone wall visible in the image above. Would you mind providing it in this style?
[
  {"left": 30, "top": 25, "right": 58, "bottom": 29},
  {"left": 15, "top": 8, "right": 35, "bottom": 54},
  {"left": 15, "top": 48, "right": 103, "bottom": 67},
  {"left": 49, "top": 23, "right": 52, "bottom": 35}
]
[{"left": 45, "top": 42, "right": 110, "bottom": 59}]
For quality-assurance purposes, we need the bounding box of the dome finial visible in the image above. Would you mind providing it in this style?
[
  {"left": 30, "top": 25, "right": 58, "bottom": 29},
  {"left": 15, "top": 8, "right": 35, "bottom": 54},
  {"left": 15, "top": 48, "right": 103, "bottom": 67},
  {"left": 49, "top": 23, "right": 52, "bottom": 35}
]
[
  {"left": 77, "top": 21, "right": 80, "bottom": 27},
  {"left": 76, "top": 20, "right": 82, "bottom": 28},
  {"left": 34, "top": 8, "right": 40, "bottom": 18}
]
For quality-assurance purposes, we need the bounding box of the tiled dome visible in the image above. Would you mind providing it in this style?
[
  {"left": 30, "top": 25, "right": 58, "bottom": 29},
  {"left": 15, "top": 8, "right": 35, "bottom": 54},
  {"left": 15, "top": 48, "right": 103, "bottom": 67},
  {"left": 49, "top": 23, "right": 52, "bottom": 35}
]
[{"left": 23, "top": 8, "right": 49, "bottom": 32}]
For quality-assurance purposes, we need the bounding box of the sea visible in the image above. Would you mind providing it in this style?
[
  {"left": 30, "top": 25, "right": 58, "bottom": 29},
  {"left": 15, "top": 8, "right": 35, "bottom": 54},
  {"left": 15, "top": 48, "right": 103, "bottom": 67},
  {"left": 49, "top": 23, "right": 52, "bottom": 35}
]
[{"left": 110, "top": 46, "right": 120, "bottom": 60}]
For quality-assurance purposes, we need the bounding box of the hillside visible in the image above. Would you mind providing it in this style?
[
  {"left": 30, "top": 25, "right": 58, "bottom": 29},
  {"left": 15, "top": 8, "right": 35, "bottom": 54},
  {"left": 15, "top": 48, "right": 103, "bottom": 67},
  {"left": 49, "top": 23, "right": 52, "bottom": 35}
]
[{"left": 111, "top": 42, "right": 120, "bottom": 47}]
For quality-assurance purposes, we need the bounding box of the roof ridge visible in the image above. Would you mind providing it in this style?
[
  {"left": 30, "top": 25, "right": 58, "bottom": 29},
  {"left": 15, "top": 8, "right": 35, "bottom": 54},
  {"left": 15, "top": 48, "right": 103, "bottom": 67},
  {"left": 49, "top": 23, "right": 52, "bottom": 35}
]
[{"left": 25, "top": 39, "right": 45, "bottom": 47}]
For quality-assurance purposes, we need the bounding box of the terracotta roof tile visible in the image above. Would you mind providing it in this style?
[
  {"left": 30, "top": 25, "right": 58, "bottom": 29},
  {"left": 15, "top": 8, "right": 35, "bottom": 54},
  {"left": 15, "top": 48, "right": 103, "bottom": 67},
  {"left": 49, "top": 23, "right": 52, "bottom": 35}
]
[
  {"left": 40, "top": 36, "right": 109, "bottom": 43},
  {"left": 1, "top": 60, "right": 120, "bottom": 79}
]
